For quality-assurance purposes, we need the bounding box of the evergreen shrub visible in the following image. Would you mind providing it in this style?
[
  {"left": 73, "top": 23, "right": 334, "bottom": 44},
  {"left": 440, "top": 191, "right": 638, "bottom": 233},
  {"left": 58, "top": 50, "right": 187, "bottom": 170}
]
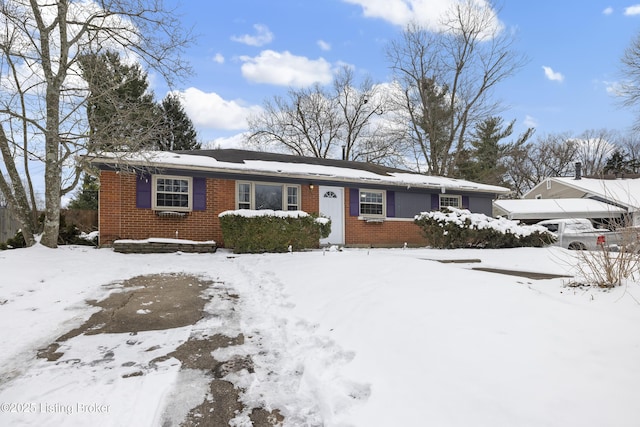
[
  {"left": 414, "top": 207, "right": 555, "bottom": 249},
  {"left": 219, "top": 210, "right": 331, "bottom": 254}
]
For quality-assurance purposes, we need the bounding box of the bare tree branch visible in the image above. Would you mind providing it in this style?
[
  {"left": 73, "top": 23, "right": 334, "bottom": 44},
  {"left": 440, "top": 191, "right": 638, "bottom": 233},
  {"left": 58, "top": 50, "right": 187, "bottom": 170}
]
[
  {"left": 246, "top": 66, "right": 405, "bottom": 165},
  {"left": 386, "top": 0, "right": 527, "bottom": 176},
  {"left": 0, "top": 0, "right": 193, "bottom": 247}
]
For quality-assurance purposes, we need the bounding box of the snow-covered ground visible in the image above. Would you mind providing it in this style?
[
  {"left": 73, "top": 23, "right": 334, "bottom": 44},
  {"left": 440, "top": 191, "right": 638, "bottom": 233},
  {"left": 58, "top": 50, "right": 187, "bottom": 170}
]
[{"left": 1, "top": 244, "right": 640, "bottom": 426}]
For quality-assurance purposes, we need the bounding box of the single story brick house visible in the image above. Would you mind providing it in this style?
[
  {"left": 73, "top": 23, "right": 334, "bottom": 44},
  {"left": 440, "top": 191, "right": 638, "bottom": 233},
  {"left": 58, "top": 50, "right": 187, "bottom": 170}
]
[{"left": 87, "top": 149, "right": 510, "bottom": 248}]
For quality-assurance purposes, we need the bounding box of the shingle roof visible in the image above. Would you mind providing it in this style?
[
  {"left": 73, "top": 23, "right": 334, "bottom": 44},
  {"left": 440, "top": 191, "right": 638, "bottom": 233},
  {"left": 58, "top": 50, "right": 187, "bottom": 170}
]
[
  {"left": 88, "top": 149, "right": 511, "bottom": 194},
  {"left": 173, "top": 148, "right": 409, "bottom": 176}
]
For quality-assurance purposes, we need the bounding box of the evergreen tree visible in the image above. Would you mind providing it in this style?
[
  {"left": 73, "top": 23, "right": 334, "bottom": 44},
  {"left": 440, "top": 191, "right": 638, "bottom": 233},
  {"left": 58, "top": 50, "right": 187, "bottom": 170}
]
[
  {"left": 158, "top": 94, "right": 200, "bottom": 150},
  {"left": 418, "top": 77, "right": 454, "bottom": 174},
  {"left": 603, "top": 150, "right": 639, "bottom": 175},
  {"left": 67, "top": 174, "right": 99, "bottom": 210},
  {"left": 456, "top": 117, "right": 533, "bottom": 186},
  {"left": 79, "top": 51, "right": 162, "bottom": 151}
]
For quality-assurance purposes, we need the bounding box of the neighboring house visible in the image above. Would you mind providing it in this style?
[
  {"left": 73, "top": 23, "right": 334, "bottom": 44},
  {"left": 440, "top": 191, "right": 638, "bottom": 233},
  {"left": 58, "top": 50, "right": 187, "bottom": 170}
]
[
  {"left": 493, "top": 198, "right": 627, "bottom": 224},
  {"left": 495, "top": 164, "right": 640, "bottom": 225},
  {"left": 87, "top": 149, "right": 510, "bottom": 248}
]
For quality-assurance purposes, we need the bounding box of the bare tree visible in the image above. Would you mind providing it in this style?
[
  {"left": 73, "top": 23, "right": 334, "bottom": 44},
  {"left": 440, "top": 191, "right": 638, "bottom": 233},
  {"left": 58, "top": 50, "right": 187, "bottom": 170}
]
[
  {"left": 246, "top": 66, "right": 405, "bottom": 165},
  {"left": 619, "top": 132, "right": 640, "bottom": 162},
  {"left": 386, "top": 0, "right": 527, "bottom": 175},
  {"left": 332, "top": 67, "right": 403, "bottom": 164},
  {"left": 502, "top": 142, "right": 534, "bottom": 197},
  {"left": 0, "top": 0, "right": 192, "bottom": 247},
  {"left": 503, "top": 130, "right": 624, "bottom": 196},
  {"left": 503, "top": 132, "right": 577, "bottom": 197},
  {"left": 570, "top": 129, "right": 618, "bottom": 176},
  {"left": 246, "top": 84, "right": 341, "bottom": 158},
  {"left": 620, "top": 31, "right": 640, "bottom": 130}
]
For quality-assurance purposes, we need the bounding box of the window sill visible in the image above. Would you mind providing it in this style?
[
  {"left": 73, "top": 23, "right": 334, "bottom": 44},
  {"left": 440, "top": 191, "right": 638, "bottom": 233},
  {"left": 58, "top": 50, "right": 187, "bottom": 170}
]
[
  {"left": 155, "top": 211, "right": 189, "bottom": 218},
  {"left": 360, "top": 216, "right": 385, "bottom": 223}
]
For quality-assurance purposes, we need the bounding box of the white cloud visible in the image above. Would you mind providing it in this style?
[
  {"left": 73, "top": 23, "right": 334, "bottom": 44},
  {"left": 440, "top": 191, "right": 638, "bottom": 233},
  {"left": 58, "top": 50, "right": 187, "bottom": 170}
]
[
  {"left": 625, "top": 5, "right": 640, "bottom": 15},
  {"left": 212, "top": 53, "right": 224, "bottom": 64},
  {"left": 603, "top": 7, "right": 613, "bottom": 15},
  {"left": 342, "top": 0, "right": 503, "bottom": 35},
  {"left": 542, "top": 66, "right": 564, "bottom": 82},
  {"left": 239, "top": 50, "right": 333, "bottom": 87},
  {"left": 201, "top": 132, "right": 249, "bottom": 150},
  {"left": 177, "top": 87, "right": 261, "bottom": 131},
  {"left": 230, "top": 24, "right": 274, "bottom": 47},
  {"left": 523, "top": 115, "right": 538, "bottom": 128},
  {"left": 604, "top": 80, "right": 624, "bottom": 96},
  {"left": 317, "top": 40, "right": 331, "bottom": 51}
]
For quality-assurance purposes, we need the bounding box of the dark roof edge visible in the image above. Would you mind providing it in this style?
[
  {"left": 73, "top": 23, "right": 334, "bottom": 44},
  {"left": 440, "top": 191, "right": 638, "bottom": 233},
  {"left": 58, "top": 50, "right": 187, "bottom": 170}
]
[{"left": 173, "top": 148, "right": 409, "bottom": 176}]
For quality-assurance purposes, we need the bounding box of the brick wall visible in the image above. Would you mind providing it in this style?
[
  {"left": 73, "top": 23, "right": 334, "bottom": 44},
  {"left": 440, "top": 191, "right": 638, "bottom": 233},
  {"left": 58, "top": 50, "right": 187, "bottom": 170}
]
[
  {"left": 99, "top": 170, "right": 425, "bottom": 248},
  {"left": 98, "top": 171, "right": 323, "bottom": 248},
  {"left": 99, "top": 170, "right": 122, "bottom": 245},
  {"left": 301, "top": 184, "right": 318, "bottom": 214},
  {"left": 99, "top": 171, "right": 236, "bottom": 246},
  {"left": 343, "top": 186, "right": 426, "bottom": 247}
]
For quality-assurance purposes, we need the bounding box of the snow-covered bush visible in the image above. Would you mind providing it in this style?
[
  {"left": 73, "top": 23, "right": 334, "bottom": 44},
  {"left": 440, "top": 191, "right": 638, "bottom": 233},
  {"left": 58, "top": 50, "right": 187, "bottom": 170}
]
[
  {"left": 219, "top": 210, "right": 331, "bottom": 254},
  {"left": 414, "top": 207, "right": 555, "bottom": 249}
]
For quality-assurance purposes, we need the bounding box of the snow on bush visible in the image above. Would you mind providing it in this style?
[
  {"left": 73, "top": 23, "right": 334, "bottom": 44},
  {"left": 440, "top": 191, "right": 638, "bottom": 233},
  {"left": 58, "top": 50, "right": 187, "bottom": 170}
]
[
  {"left": 414, "top": 207, "right": 554, "bottom": 249},
  {"left": 219, "top": 209, "right": 330, "bottom": 225},
  {"left": 417, "top": 208, "right": 549, "bottom": 236},
  {"left": 220, "top": 209, "right": 308, "bottom": 219}
]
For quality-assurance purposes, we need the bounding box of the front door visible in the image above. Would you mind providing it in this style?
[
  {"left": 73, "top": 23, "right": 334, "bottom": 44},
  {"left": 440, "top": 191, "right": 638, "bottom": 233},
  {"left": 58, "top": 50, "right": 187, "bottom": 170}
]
[{"left": 319, "top": 186, "right": 344, "bottom": 245}]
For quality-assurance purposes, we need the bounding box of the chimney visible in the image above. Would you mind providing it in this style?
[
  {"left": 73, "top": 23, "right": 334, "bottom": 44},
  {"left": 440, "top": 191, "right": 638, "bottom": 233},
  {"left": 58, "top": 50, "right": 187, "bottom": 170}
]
[{"left": 574, "top": 162, "right": 582, "bottom": 180}]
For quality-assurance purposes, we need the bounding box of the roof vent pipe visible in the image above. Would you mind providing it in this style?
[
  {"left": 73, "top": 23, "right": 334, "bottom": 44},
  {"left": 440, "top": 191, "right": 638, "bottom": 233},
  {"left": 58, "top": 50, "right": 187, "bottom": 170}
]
[{"left": 574, "top": 162, "right": 582, "bottom": 180}]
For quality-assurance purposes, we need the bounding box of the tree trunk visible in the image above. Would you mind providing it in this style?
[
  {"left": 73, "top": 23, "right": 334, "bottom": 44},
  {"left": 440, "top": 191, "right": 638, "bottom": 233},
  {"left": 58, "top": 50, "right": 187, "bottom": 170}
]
[
  {"left": 0, "top": 127, "right": 37, "bottom": 246},
  {"left": 40, "top": 88, "right": 62, "bottom": 248},
  {"left": 40, "top": 149, "right": 61, "bottom": 248}
]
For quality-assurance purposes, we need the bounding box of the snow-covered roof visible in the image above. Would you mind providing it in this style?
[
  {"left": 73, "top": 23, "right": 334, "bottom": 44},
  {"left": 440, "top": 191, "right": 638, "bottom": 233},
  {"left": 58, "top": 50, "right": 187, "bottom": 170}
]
[
  {"left": 88, "top": 149, "right": 510, "bottom": 194},
  {"left": 546, "top": 177, "right": 640, "bottom": 210},
  {"left": 493, "top": 198, "right": 627, "bottom": 220}
]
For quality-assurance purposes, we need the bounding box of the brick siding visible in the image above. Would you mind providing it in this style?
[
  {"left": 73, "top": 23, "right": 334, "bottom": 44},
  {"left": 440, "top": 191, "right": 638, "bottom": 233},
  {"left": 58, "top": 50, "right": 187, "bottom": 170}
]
[
  {"left": 98, "top": 170, "right": 425, "bottom": 248},
  {"left": 99, "top": 171, "right": 323, "bottom": 247},
  {"left": 344, "top": 187, "right": 427, "bottom": 247},
  {"left": 99, "top": 171, "right": 228, "bottom": 246}
]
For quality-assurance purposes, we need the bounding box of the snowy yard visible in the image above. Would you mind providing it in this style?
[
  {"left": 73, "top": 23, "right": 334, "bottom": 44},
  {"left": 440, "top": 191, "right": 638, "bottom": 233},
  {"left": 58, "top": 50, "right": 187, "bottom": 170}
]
[{"left": 1, "top": 244, "right": 640, "bottom": 426}]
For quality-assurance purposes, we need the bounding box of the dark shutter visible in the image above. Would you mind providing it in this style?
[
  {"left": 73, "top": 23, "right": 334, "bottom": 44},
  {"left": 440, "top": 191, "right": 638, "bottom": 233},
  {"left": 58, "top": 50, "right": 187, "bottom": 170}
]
[
  {"left": 193, "top": 177, "right": 206, "bottom": 211},
  {"left": 386, "top": 191, "right": 395, "bottom": 217},
  {"left": 136, "top": 174, "right": 152, "bottom": 209},
  {"left": 349, "top": 188, "right": 359, "bottom": 216},
  {"left": 462, "top": 196, "right": 469, "bottom": 209},
  {"left": 431, "top": 193, "right": 439, "bottom": 211}
]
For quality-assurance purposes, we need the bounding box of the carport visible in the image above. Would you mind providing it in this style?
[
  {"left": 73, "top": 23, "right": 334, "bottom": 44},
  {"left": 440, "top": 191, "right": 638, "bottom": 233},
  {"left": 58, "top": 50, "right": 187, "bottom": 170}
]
[{"left": 493, "top": 198, "right": 627, "bottom": 224}]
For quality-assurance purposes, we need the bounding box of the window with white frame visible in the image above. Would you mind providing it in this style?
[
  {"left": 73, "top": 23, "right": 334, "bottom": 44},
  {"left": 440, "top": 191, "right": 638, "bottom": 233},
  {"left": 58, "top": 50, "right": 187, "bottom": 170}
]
[
  {"left": 238, "top": 182, "right": 251, "bottom": 209},
  {"left": 286, "top": 186, "right": 298, "bottom": 210},
  {"left": 237, "top": 182, "right": 300, "bottom": 211},
  {"left": 439, "top": 194, "right": 461, "bottom": 209},
  {"left": 360, "top": 189, "right": 385, "bottom": 217},
  {"left": 153, "top": 175, "right": 192, "bottom": 211}
]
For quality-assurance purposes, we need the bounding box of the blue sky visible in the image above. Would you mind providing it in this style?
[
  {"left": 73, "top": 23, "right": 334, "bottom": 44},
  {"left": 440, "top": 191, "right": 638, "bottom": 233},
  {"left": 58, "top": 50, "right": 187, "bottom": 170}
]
[{"left": 159, "top": 0, "right": 640, "bottom": 147}]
